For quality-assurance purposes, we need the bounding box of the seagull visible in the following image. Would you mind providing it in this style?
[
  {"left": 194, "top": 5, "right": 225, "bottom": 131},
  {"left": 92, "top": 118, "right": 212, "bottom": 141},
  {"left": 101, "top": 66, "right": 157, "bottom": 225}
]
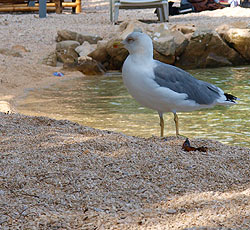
[{"left": 121, "top": 31, "right": 237, "bottom": 137}]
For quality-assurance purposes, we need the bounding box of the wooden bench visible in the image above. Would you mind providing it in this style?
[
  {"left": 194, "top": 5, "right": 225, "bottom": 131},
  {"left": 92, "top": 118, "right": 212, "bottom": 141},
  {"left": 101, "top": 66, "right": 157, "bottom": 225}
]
[{"left": 0, "top": 0, "right": 81, "bottom": 14}]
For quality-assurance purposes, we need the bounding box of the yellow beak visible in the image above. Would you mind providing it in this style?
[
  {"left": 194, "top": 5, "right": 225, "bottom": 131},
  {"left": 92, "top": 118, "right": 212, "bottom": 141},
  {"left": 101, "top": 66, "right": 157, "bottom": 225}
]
[{"left": 113, "top": 41, "right": 125, "bottom": 48}]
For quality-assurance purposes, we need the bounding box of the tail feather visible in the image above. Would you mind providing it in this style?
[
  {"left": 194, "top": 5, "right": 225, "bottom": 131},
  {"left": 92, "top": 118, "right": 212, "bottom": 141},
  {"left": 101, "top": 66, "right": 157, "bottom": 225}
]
[{"left": 224, "top": 93, "right": 238, "bottom": 103}]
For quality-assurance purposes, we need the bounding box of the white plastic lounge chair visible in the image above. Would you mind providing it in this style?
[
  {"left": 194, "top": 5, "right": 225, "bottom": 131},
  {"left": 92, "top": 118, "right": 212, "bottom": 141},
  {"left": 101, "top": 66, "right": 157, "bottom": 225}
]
[{"left": 110, "top": 0, "right": 169, "bottom": 24}]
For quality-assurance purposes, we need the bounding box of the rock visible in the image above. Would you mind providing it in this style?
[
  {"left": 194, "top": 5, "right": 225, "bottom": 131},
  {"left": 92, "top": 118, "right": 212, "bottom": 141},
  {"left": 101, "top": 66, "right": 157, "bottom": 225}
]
[
  {"left": 56, "top": 40, "right": 80, "bottom": 51},
  {"left": 166, "top": 209, "right": 177, "bottom": 214},
  {"left": 75, "top": 41, "right": 97, "bottom": 57},
  {"left": 56, "top": 30, "right": 102, "bottom": 44},
  {"left": 11, "top": 45, "right": 29, "bottom": 53},
  {"left": 118, "top": 20, "right": 148, "bottom": 40},
  {"left": 172, "top": 31, "right": 189, "bottom": 56},
  {"left": 153, "top": 33, "right": 176, "bottom": 57},
  {"left": 42, "top": 51, "right": 57, "bottom": 67},
  {"left": 152, "top": 25, "right": 189, "bottom": 63},
  {"left": 170, "top": 24, "right": 196, "bottom": 35},
  {"left": 105, "top": 38, "right": 128, "bottom": 70},
  {"left": 56, "top": 47, "right": 79, "bottom": 64},
  {"left": 56, "top": 40, "right": 79, "bottom": 65},
  {"left": 0, "top": 101, "right": 13, "bottom": 113},
  {"left": 153, "top": 48, "right": 175, "bottom": 65},
  {"left": 223, "top": 28, "right": 250, "bottom": 61},
  {"left": 75, "top": 56, "right": 106, "bottom": 75},
  {"left": 170, "top": 24, "right": 196, "bottom": 40},
  {"left": 176, "top": 29, "right": 244, "bottom": 68},
  {"left": 88, "top": 40, "right": 111, "bottom": 69},
  {"left": 0, "top": 48, "right": 22, "bottom": 57},
  {"left": 205, "top": 53, "right": 232, "bottom": 67}
]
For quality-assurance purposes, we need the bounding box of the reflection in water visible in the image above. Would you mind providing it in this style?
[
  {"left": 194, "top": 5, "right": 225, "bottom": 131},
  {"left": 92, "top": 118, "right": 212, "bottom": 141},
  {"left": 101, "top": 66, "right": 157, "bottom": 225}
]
[{"left": 17, "top": 66, "right": 250, "bottom": 147}]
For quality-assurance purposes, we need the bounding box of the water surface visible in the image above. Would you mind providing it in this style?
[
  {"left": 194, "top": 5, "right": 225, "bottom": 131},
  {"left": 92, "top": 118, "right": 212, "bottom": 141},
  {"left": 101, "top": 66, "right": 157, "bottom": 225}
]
[{"left": 17, "top": 66, "right": 250, "bottom": 147}]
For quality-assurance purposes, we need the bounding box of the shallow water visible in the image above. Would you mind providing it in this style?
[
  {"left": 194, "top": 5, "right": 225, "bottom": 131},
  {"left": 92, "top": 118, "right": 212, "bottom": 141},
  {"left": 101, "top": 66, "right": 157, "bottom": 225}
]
[{"left": 17, "top": 66, "right": 250, "bottom": 147}]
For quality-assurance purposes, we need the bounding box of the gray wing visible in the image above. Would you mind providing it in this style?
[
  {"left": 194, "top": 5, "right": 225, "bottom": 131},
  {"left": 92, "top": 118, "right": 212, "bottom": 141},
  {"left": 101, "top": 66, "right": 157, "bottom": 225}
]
[{"left": 153, "top": 61, "right": 221, "bottom": 105}]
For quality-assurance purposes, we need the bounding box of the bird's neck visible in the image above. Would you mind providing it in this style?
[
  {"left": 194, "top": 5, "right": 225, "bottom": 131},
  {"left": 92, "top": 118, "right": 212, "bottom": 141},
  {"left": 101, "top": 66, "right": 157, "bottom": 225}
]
[{"left": 129, "top": 52, "right": 153, "bottom": 65}]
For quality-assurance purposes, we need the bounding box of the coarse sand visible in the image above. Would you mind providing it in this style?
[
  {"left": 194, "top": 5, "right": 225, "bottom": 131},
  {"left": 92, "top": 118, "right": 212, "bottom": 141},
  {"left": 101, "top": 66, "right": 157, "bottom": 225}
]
[
  {"left": 0, "top": 112, "right": 249, "bottom": 229},
  {"left": 0, "top": 2, "right": 250, "bottom": 229}
]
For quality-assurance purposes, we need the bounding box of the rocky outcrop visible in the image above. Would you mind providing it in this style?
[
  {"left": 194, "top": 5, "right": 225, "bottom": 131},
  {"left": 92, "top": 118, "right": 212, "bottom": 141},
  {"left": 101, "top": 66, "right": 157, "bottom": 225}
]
[
  {"left": 86, "top": 21, "right": 250, "bottom": 70},
  {"left": 176, "top": 29, "right": 244, "bottom": 68},
  {"left": 223, "top": 28, "right": 250, "bottom": 61},
  {"left": 43, "top": 22, "right": 250, "bottom": 75},
  {"left": 42, "top": 32, "right": 106, "bottom": 75}
]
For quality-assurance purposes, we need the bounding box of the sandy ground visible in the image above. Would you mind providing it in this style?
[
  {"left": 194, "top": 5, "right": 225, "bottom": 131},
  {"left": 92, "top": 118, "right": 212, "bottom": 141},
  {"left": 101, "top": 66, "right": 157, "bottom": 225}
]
[{"left": 0, "top": 1, "right": 250, "bottom": 229}]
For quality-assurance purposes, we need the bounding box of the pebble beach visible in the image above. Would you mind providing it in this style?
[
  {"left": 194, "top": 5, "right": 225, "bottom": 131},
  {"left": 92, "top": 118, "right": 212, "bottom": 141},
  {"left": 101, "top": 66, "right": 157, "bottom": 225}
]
[{"left": 0, "top": 1, "right": 250, "bottom": 229}]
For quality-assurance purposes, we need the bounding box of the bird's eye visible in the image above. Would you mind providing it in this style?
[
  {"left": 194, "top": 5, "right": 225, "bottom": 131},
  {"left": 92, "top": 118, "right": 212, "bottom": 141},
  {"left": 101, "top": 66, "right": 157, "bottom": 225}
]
[{"left": 127, "top": 37, "right": 134, "bottom": 43}]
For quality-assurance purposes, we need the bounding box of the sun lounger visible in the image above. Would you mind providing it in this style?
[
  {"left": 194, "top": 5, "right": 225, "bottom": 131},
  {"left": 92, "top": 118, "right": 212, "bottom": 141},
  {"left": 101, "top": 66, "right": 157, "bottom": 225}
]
[{"left": 110, "top": 0, "right": 169, "bottom": 24}]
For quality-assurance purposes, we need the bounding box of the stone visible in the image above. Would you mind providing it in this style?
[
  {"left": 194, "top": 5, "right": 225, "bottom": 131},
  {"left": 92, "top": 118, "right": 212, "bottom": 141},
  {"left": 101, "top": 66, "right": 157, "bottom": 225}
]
[
  {"left": 152, "top": 25, "right": 188, "bottom": 62},
  {"left": 166, "top": 209, "right": 177, "bottom": 214},
  {"left": 170, "top": 24, "right": 196, "bottom": 35},
  {"left": 172, "top": 30, "right": 189, "bottom": 56},
  {"left": 118, "top": 20, "right": 148, "bottom": 40},
  {"left": 153, "top": 49, "right": 175, "bottom": 65},
  {"left": 223, "top": 28, "right": 250, "bottom": 61},
  {"left": 56, "top": 40, "right": 80, "bottom": 51},
  {"left": 0, "top": 48, "right": 22, "bottom": 57},
  {"left": 75, "top": 56, "right": 106, "bottom": 75},
  {"left": 88, "top": 40, "right": 109, "bottom": 66},
  {"left": 0, "top": 101, "right": 13, "bottom": 113},
  {"left": 56, "top": 30, "right": 102, "bottom": 45},
  {"left": 105, "top": 38, "right": 128, "bottom": 70},
  {"left": 176, "top": 29, "right": 244, "bottom": 68},
  {"left": 75, "top": 41, "right": 97, "bottom": 57},
  {"left": 205, "top": 53, "right": 232, "bottom": 67},
  {"left": 153, "top": 34, "right": 175, "bottom": 57},
  {"left": 42, "top": 51, "right": 57, "bottom": 67},
  {"left": 11, "top": 45, "right": 29, "bottom": 53},
  {"left": 56, "top": 47, "right": 79, "bottom": 64}
]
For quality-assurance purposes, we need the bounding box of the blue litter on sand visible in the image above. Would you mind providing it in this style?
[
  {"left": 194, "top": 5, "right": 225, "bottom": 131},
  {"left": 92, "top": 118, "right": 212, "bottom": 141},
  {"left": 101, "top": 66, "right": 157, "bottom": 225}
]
[{"left": 53, "top": 72, "right": 64, "bottom": 77}]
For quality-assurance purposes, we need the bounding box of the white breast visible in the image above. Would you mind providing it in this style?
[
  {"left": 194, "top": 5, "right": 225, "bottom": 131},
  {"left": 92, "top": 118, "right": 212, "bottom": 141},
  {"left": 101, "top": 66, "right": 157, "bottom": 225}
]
[{"left": 122, "top": 56, "right": 196, "bottom": 113}]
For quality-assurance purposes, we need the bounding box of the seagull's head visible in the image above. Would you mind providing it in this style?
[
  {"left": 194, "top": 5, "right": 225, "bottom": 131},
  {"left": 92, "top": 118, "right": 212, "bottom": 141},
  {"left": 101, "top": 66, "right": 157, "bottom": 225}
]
[{"left": 122, "top": 32, "right": 153, "bottom": 57}]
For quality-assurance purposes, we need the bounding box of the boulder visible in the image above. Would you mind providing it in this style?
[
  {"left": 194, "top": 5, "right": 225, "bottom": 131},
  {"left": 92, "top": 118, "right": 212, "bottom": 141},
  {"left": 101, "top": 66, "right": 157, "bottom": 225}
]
[
  {"left": 153, "top": 49, "right": 175, "bottom": 65},
  {"left": 152, "top": 25, "right": 189, "bottom": 63},
  {"left": 56, "top": 30, "right": 102, "bottom": 44},
  {"left": 223, "top": 28, "right": 250, "bottom": 61},
  {"left": 88, "top": 40, "right": 109, "bottom": 65},
  {"left": 105, "top": 38, "right": 128, "bottom": 70},
  {"left": 56, "top": 47, "right": 79, "bottom": 64},
  {"left": 75, "top": 41, "right": 97, "bottom": 57},
  {"left": 153, "top": 34, "right": 175, "bottom": 57},
  {"left": 205, "top": 53, "right": 232, "bottom": 67},
  {"left": 56, "top": 40, "right": 80, "bottom": 51},
  {"left": 75, "top": 56, "right": 106, "bottom": 75},
  {"left": 42, "top": 51, "right": 57, "bottom": 67},
  {"left": 176, "top": 29, "right": 244, "bottom": 68},
  {"left": 118, "top": 20, "right": 148, "bottom": 40}
]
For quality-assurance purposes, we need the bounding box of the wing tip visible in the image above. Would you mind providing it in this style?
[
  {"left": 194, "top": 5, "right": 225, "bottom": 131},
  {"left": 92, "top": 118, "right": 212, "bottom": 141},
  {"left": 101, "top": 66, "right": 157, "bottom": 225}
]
[{"left": 224, "top": 93, "right": 238, "bottom": 103}]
